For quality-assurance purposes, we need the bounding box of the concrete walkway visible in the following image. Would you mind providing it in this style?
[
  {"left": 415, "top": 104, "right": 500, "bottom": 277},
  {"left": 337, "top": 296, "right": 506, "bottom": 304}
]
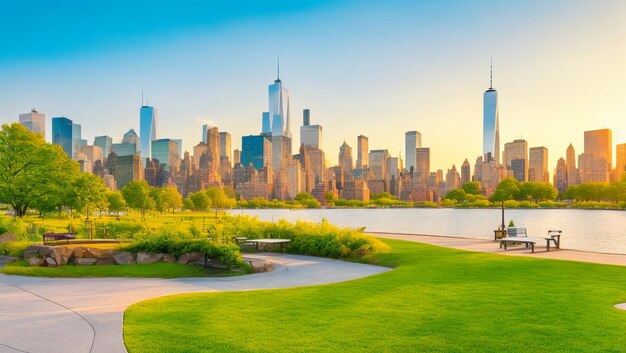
[
  {"left": 369, "top": 232, "right": 626, "bottom": 266},
  {"left": 0, "top": 254, "right": 388, "bottom": 353}
]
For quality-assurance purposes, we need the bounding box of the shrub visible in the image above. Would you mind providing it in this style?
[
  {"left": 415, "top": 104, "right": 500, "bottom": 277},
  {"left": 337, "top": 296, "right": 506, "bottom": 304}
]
[{"left": 0, "top": 241, "right": 33, "bottom": 257}]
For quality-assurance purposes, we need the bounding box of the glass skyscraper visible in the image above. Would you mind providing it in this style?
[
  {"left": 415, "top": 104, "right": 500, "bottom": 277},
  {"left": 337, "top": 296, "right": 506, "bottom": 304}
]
[
  {"left": 94, "top": 135, "right": 113, "bottom": 157},
  {"left": 241, "top": 135, "right": 272, "bottom": 170},
  {"left": 483, "top": 65, "right": 500, "bottom": 163},
  {"left": 52, "top": 117, "right": 73, "bottom": 157},
  {"left": 268, "top": 76, "right": 290, "bottom": 138},
  {"left": 139, "top": 105, "right": 158, "bottom": 165},
  {"left": 19, "top": 109, "right": 45, "bottom": 138},
  {"left": 405, "top": 131, "right": 422, "bottom": 173}
]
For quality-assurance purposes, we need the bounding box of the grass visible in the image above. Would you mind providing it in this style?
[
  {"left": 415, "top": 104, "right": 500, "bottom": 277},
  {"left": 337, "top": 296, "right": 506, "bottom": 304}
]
[
  {"left": 124, "top": 239, "right": 626, "bottom": 353},
  {"left": 0, "top": 260, "right": 239, "bottom": 278}
]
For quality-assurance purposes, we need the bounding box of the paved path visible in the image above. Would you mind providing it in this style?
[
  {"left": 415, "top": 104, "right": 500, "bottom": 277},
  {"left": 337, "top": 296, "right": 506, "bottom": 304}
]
[
  {"left": 369, "top": 232, "right": 626, "bottom": 266},
  {"left": 0, "top": 254, "right": 388, "bottom": 353}
]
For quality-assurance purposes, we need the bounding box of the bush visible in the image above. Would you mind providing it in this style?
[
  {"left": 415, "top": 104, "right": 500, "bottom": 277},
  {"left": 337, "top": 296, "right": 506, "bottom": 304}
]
[
  {"left": 94, "top": 221, "right": 146, "bottom": 239},
  {"left": 0, "top": 241, "right": 32, "bottom": 257}
]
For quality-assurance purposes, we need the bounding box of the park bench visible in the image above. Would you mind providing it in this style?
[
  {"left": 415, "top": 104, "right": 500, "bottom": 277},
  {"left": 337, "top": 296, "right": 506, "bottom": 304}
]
[
  {"left": 499, "top": 228, "right": 562, "bottom": 253},
  {"left": 43, "top": 232, "right": 76, "bottom": 245}
]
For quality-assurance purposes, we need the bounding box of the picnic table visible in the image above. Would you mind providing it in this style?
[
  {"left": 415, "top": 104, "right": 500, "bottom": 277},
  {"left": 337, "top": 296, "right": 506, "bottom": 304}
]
[
  {"left": 43, "top": 232, "right": 76, "bottom": 245},
  {"left": 246, "top": 239, "right": 291, "bottom": 252},
  {"left": 499, "top": 229, "right": 562, "bottom": 253}
]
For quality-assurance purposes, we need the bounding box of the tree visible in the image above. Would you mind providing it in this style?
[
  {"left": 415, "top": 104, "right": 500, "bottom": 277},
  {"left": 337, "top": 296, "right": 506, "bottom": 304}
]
[
  {"left": 0, "top": 123, "right": 79, "bottom": 217},
  {"left": 490, "top": 178, "right": 521, "bottom": 229},
  {"left": 72, "top": 173, "right": 108, "bottom": 220},
  {"left": 205, "top": 187, "right": 236, "bottom": 211},
  {"left": 444, "top": 189, "right": 466, "bottom": 203},
  {"left": 294, "top": 192, "right": 321, "bottom": 208},
  {"left": 182, "top": 197, "right": 194, "bottom": 210},
  {"left": 162, "top": 187, "right": 183, "bottom": 213},
  {"left": 189, "top": 191, "right": 211, "bottom": 211},
  {"left": 107, "top": 191, "right": 127, "bottom": 216},
  {"left": 122, "top": 181, "right": 153, "bottom": 218},
  {"left": 461, "top": 181, "right": 482, "bottom": 195}
]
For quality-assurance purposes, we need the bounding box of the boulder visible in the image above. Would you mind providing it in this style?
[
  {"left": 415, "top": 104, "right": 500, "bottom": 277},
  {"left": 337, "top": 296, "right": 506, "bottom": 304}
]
[
  {"left": 28, "top": 257, "right": 44, "bottom": 266},
  {"left": 23, "top": 245, "right": 51, "bottom": 258},
  {"left": 44, "top": 257, "right": 58, "bottom": 267},
  {"left": 162, "top": 254, "right": 176, "bottom": 263},
  {"left": 48, "top": 246, "right": 72, "bottom": 266},
  {"left": 176, "top": 253, "right": 189, "bottom": 264},
  {"left": 95, "top": 257, "right": 115, "bottom": 265},
  {"left": 113, "top": 251, "right": 136, "bottom": 265},
  {"left": 72, "top": 247, "right": 116, "bottom": 264},
  {"left": 73, "top": 258, "right": 98, "bottom": 266},
  {"left": 177, "top": 252, "right": 204, "bottom": 264},
  {"left": 136, "top": 252, "right": 163, "bottom": 264},
  {"left": 250, "top": 260, "right": 272, "bottom": 273}
]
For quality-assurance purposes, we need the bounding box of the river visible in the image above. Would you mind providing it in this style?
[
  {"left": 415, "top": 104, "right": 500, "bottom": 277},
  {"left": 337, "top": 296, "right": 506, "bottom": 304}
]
[{"left": 230, "top": 208, "right": 626, "bottom": 255}]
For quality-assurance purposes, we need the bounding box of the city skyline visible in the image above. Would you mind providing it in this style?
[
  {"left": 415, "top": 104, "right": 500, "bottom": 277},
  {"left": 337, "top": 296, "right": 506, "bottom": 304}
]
[{"left": 1, "top": 1, "right": 626, "bottom": 172}]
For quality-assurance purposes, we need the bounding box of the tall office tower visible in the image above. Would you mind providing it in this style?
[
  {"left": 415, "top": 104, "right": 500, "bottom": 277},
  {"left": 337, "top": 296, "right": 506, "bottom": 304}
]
[
  {"left": 71, "top": 123, "right": 87, "bottom": 158},
  {"left": 404, "top": 131, "right": 422, "bottom": 173},
  {"left": 19, "top": 109, "right": 45, "bottom": 137},
  {"left": 415, "top": 148, "right": 430, "bottom": 183},
  {"left": 123, "top": 129, "right": 139, "bottom": 144},
  {"left": 339, "top": 141, "right": 353, "bottom": 175},
  {"left": 202, "top": 124, "right": 208, "bottom": 143},
  {"left": 261, "top": 112, "right": 271, "bottom": 135},
  {"left": 554, "top": 158, "right": 568, "bottom": 192},
  {"left": 233, "top": 149, "right": 241, "bottom": 165},
  {"left": 113, "top": 154, "right": 143, "bottom": 190},
  {"left": 582, "top": 129, "right": 612, "bottom": 182},
  {"left": 172, "top": 139, "right": 183, "bottom": 157},
  {"left": 112, "top": 142, "right": 138, "bottom": 157},
  {"left": 445, "top": 165, "right": 461, "bottom": 192},
  {"left": 300, "top": 110, "right": 322, "bottom": 149},
  {"left": 616, "top": 143, "right": 626, "bottom": 181},
  {"left": 529, "top": 147, "right": 549, "bottom": 182},
  {"left": 461, "top": 159, "right": 471, "bottom": 184},
  {"left": 219, "top": 132, "right": 232, "bottom": 162},
  {"left": 303, "top": 109, "right": 310, "bottom": 126},
  {"left": 52, "top": 117, "right": 73, "bottom": 157},
  {"left": 300, "top": 146, "right": 325, "bottom": 187},
  {"left": 140, "top": 105, "right": 158, "bottom": 166},
  {"left": 267, "top": 65, "right": 291, "bottom": 138},
  {"left": 565, "top": 143, "right": 579, "bottom": 186},
  {"left": 241, "top": 135, "right": 272, "bottom": 170},
  {"left": 152, "top": 139, "right": 180, "bottom": 172},
  {"left": 386, "top": 156, "right": 401, "bottom": 195},
  {"left": 77, "top": 145, "right": 103, "bottom": 167},
  {"left": 356, "top": 135, "right": 369, "bottom": 169},
  {"left": 369, "top": 149, "right": 390, "bottom": 181},
  {"left": 483, "top": 61, "right": 500, "bottom": 163},
  {"left": 205, "top": 126, "right": 221, "bottom": 184},
  {"left": 503, "top": 139, "right": 528, "bottom": 181},
  {"left": 192, "top": 142, "right": 208, "bottom": 171},
  {"left": 94, "top": 136, "right": 113, "bottom": 157}
]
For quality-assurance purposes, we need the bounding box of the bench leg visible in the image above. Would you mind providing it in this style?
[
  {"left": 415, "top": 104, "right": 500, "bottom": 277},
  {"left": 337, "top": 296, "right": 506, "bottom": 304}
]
[
  {"left": 531, "top": 243, "right": 534, "bottom": 253},
  {"left": 546, "top": 240, "right": 550, "bottom": 252}
]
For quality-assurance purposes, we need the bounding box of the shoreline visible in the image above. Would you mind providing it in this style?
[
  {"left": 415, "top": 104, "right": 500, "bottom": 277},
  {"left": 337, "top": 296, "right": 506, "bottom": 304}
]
[{"left": 368, "top": 232, "right": 626, "bottom": 267}]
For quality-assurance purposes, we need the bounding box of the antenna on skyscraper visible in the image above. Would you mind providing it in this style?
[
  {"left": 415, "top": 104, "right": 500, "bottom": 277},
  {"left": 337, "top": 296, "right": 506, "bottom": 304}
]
[
  {"left": 277, "top": 54, "right": 280, "bottom": 80},
  {"left": 141, "top": 89, "right": 144, "bottom": 106},
  {"left": 489, "top": 55, "right": 493, "bottom": 89}
]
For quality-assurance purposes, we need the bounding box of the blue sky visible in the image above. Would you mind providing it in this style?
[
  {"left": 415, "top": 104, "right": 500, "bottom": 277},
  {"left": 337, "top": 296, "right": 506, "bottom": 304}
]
[{"left": 1, "top": 0, "right": 626, "bottom": 171}]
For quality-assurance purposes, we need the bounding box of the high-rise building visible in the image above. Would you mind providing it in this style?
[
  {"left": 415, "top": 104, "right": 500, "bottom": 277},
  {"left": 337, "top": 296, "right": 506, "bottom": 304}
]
[
  {"left": 461, "top": 159, "right": 471, "bottom": 184},
  {"left": 445, "top": 165, "right": 461, "bottom": 192},
  {"left": 94, "top": 135, "right": 113, "bottom": 157},
  {"left": 112, "top": 142, "right": 138, "bottom": 157},
  {"left": 369, "top": 149, "right": 390, "bottom": 181},
  {"left": 267, "top": 68, "right": 291, "bottom": 138},
  {"left": 300, "top": 109, "right": 322, "bottom": 149},
  {"left": 554, "top": 158, "right": 567, "bottom": 192},
  {"left": 415, "top": 148, "right": 430, "bottom": 183},
  {"left": 72, "top": 123, "right": 87, "bottom": 158},
  {"left": 139, "top": 105, "right": 158, "bottom": 165},
  {"left": 616, "top": 143, "right": 626, "bottom": 181},
  {"left": 356, "top": 135, "right": 369, "bottom": 169},
  {"left": 192, "top": 142, "right": 208, "bottom": 171},
  {"left": 405, "top": 131, "right": 422, "bottom": 173},
  {"left": 202, "top": 124, "right": 208, "bottom": 143},
  {"left": 483, "top": 62, "right": 500, "bottom": 163},
  {"left": 339, "top": 141, "right": 353, "bottom": 176},
  {"left": 52, "top": 117, "right": 73, "bottom": 157},
  {"left": 529, "top": 146, "right": 549, "bottom": 182},
  {"left": 503, "top": 139, "right": 528, "bottom": 181},
  {"left": 582, "top": 129, "right": 612, "bottom": 182},
  {"left": 233, "top": 149, "right": 241, "bottom": 165},
  {"left": 219, "top": 132, "right": 232, "bottom": 162},
  {"left": 19, "top": 109, "right": 45, "bottom": 137},
  {"left": 151, "top": 139, "right": 180, "bottom": 172},
  {"left": 241, "top": 135, "right": 272, "bottom": 170},
  {"left": 77, "top": 145, "right": 103, "bottom": 168},
  {"left": 113, "top": 154, "right": 143, "bottom": 190},
  {"left": 205, "top": 126, "right": 221, "bottom": 185},
  {"left": 123, "top": 129, "right": 139, "bottom": 144},
  {"left": 172, "top": 139, "right": 183, "bottom": 158},
  {"left": 566, "top": 143, "right": 579, "bottom": 186}
]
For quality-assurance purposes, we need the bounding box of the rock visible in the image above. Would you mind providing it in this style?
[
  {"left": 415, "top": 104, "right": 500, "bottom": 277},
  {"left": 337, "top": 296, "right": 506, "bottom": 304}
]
[
  {"left": 44, "top": 257, "right": 58, "bottom": 267},
  {"left": 250, "top": 260, "right": 272, "bottom": 273},
  {"left": 23, "top": 245, "right": 51, "bottom": 258},
  {"left": 48, "top": 246, "right": 72, "bottom": 266},
  {"left": 188, "top": 252, "right": 205, "bottom": 263},
  {"left": 28, "top": 257, "right": 44, "bottom": 266},
  {"left": 162, "top": 254, "right": 176, "bottom": 263},
  {"left": 176, "top": 253, "right": 189, "bottom": 264},
  {"left": 113, "top": 252, "right": 136, "bottom": 265},
  {"left": 73, "top": 258, "right": 98, "bottom": 266},
  {"left": 95, "top": 257, "right": 114, "bottom": 265},
  {"left": 136, "top": 252, "right": 163, "bottom": 264}
]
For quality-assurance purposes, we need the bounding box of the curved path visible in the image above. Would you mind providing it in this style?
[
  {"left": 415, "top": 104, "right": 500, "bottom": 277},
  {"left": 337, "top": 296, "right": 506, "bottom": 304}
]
[{"left": 0, "top": 254, "right": 388, "bottom": 353}]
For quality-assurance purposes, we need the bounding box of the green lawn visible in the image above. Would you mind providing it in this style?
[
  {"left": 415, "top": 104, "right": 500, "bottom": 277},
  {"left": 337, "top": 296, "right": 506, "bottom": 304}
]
[
  {"left": 124, "top": 239, "right": 626, "bottom": 353},
  {"left": 0, "top": 260, "right": 238, "bottom": 278}
]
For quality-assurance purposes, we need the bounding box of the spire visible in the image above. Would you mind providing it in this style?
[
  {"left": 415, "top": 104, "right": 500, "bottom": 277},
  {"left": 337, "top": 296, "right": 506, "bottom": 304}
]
[
  {"left": 141, "top": 89, "right": 144, "bottom": 106},
  {"left": 277, "top": 55, "right": 280, "bottom": 81},
  {"left": 489, "top": 56, "right": 493, "bottom": 89}
]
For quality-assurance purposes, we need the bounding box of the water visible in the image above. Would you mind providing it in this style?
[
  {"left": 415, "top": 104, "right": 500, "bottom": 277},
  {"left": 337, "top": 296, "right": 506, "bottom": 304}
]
[{"left": 230, "top": 208, "right": 626, "bottom": 255}]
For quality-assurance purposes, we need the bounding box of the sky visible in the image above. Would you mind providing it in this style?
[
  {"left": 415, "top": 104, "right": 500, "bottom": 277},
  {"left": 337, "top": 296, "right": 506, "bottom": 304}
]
[{"left": 1, "top": 0, "right": 626, "bottom": 172}]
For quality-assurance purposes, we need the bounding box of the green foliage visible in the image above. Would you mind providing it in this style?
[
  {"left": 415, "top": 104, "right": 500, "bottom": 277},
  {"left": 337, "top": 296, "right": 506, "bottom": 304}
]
[
  {"left": 107, "top": 191, "right": 127, "bottom": 215},
  {"left": 293, "top": 193, "right": 321, "bottom": 208},
  {"left": 0, "top": 241, "right": 33, "bottom": 256},
  {"left": 70, "top": 173, "right": 109, "bottom": 219},
  {"left": 461, "top": 181, "right": 482, "bottom": 195},
  {"left": 95, "top": 221, "right": 146, "bottom": 239},
  {"left": 205, "top": 187, "right": 237, "bottom": 210},
  {"left": 189, "top": 191, "right": 211, "bottom": 211},
  {"left": 122, "top": 181, "right": 154, "bottom": 216},
  {"left": 565, "top": 181, "right": 626, "bottom": 203},
  {"left": 508, "top": 220, "right": 515, "bottom": 227},
  {"left": 445, "top": 188, "right": 466, "bottom": 203}
]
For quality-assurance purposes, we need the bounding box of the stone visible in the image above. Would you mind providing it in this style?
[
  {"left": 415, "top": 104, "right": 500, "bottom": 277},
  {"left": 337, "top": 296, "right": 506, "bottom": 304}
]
[
  {"left": 27, "top": 257, "right": 44, "bottom": 266},
  {"left": 23, "top": 245, "right": 51, "bottom": 258},
  {"left": 113, "top": 252, "right": 136, "bottom": 265},
  {"left": 250, "top": 260, "right": 272, "bottom": 273},
  {"left": 95, "top": 258, "right": 114, "bottom": 265},
  {"left": 136, "top": 252, "right": 163, "bottom": 264},
  {"left": 44, "top": 257, "right": 58, "bottom": 267},
  {"left": 162, "top": 254, "right": 176, "bottom": 263},
  {"left": 176, "top": 253, "right": 189, "bottom": 264},
  {"left": 73, "top": 258, "right": 98, "bottom": 266},
  {"left": 48, "top": 246, "right": 72, "bottom": 266},
  {"left": 188, "top": 252, "right": 205, "bottom": 263}
]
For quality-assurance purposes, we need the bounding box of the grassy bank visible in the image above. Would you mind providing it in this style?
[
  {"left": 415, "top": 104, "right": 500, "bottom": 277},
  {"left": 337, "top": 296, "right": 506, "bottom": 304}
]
[{"left": 124, "top": 239, "right": 626, "bottom": 353}]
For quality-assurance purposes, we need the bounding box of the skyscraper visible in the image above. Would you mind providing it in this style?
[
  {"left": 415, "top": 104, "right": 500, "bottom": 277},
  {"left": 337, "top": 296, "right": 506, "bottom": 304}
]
[
  {"left": 616, "top": 143, "right": 626, "bottom": 181},
  {"left": 94, "top": 135, "right": 113, "bottom": 157},
  {"left": 415, "top": 148, "right": 430, "bottom": 182},
  {"left": 72, "top": 123, "right": 87, "bottom": 158},
  {"left": 202, "top": 124, "right": 208, "bottom": 143},
  {"left": 503, "top": 139, "right": 528, "bottom": 181},
  {"left": 52, "top": 117, "right": 73, "bottom": 157},
  {"left": 566, "top": 143, "right": 579, "bottom": 186},
  {"left": 19, "top": 109, "right": 45, "bottom": 138},
  {"left": 267, "top": 65, "right": 291, "bottom": 138},
  {"left": 339, "top": 141, "right": 353, "bottom": 176},
  {"left": 529, "top": 146, "right": 549, "bottom": 182},
  {"left": 241, "top": 135, "right": 272, "bottom": 170},
  {"left": 219, "top": 132, "right": 232, "bottom": 162},
  {"left": 582, "top": 129, "right": 612, "bottom": 182},
  {"left": 123, "top": 129, "right": 139, "bottom": 144},
  {"left": 405, "top": 131, "right": 422, "bottom": 173},
  {"left": 139, "top": 105, "right": 158, "bottom": 166},
  {"left": 356, "top": 135, "right": 369, "bottom": 169},
  {"left": 461, "top": 159, "right": 471, "bottom": 184},
  {"left": 369, "top": 149, "right": 390, "bottom": 181},
  {"left": 483, "top": 61, "right": 500, "bottom": 163},
  {"left": 300, "top": 109, "right": 322, "bottom": 149}
]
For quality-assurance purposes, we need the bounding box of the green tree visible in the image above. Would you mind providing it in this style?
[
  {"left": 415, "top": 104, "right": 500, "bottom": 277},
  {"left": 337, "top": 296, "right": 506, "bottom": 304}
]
[
  {"left": 461, "top": 181, "right": 482, "bottom": 195},
  {"left": 205, "top": 187, "right": 236, "bottom": 211},
  {"left": 107, "top": 191, "right": 127, "bottom": 216},
  {"left": 0, "top": 123, "right": 79, "bottom": 217},
  {"left": 444, "top": 189, "right": 466, "bottom": 203},
  {"left": 122, "top": 181, "right": 153, "bottom": 218},
  {"left": 162, "top": 187, "right": 183, "bottom": 213},
  {"left": 189, "top": 191, "right": 211, "bottom": 211},
  {"left": 72, "top": 173, "right": 108, "bottom": 220},
  {"left": 490, "top": 178, "right": 521, "bottom": 229},
  {"left": 294, "top": 192, "right": 322, "bottom": 208},
  {"left": 182, "top": 197, "right": 194, "bottom": 210}
]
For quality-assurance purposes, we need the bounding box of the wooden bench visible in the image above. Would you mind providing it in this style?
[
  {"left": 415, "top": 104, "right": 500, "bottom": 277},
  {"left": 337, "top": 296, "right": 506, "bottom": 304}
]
[
  {"left": 499, "top": 228, "right": 562, "bottom": 253},
  {"left": 43, "top": 232, "right": 76, "bottom": 244}
]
